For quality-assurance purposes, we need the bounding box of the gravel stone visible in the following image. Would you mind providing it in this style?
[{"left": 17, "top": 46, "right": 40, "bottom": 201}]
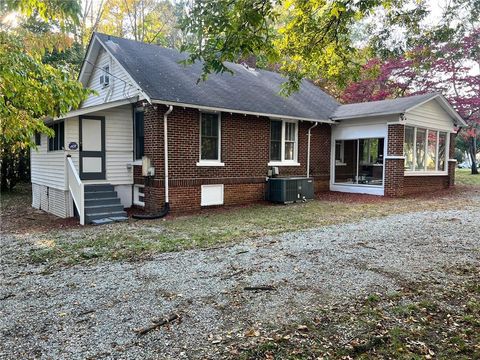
[{"left": 1, "top": 201, "right": 479, "bottom": 359}]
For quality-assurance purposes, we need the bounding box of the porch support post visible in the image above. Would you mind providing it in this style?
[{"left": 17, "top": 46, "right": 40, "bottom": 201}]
[{"left": 384, "top": 124, "right": 405, "bottom": 197}]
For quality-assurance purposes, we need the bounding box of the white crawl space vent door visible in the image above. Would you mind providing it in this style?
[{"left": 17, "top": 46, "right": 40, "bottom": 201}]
[{"left": 201, "top": 184, "right": 224, "bottom": 206}]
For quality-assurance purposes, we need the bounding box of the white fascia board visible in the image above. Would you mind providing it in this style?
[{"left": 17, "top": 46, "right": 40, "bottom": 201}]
[
  {"left": 331, "top": 111, "right": 403, "bottom": 120},
  {"left": 54, "top": 97, "right": 139, "bottom": 119},
  {"left": 78, "top": 35, "right": 100, "bottom": 85},
  {"left": 150, "top": 99, "right": 337, "bottom": 124},
  {"left": 95, "top": 35, "right": 152, "bottom": 104}
]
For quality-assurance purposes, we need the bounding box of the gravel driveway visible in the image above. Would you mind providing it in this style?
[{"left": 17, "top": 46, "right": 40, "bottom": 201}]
[{"left": 1, "top": 200, "right": 479, "bottom": 359}]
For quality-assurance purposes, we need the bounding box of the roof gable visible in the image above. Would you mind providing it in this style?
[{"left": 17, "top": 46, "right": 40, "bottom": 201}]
[
  {"left": 78, "top": 35, "right": 146, "bottom": 108},
  {"left": 332, "top": 93, "right": 466, "bottom": 127}
]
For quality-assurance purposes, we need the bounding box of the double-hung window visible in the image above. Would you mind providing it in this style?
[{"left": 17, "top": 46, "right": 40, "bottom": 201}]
[
  {"left": 269, "top": 120, "right": 298, "bottom": 164},
  {"left": 198, "top": 112, "right": 222, "bottom": 165},
  {"left": 404, "top": 126, "right": 448, "bottom": 173},
  {"left": 48, "top": 121, "right": 64, "bottom": 151},
  {"left": 134, "top": 108, "right": 144, "bottom": 160}
]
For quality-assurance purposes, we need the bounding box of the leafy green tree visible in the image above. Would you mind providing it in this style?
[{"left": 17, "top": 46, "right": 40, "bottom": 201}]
[
  {"left": 0, "top": 0, "right": 92, "bottom": 191},
  {"left": 179, "top": 0, "right": 416, "bottom": 94},
  {"left": 77, "top": 0, "right": 181, "bottom": 48}
]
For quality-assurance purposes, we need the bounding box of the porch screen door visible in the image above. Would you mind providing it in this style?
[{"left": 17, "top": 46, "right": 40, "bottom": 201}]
[{"left": 79, "top": 116, "right": 105, "bottom": 180}]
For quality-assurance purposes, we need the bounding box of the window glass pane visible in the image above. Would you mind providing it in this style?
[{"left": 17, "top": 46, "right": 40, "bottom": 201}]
[
  {"left": 415, "top": 128, "right": 426, "bottom": 171},
  {"left": 201, "top": 137, "right": 218, "bottom": 159},
  {"left": 48, "top": 122, "right": 64, "bottom": 151},
  {"left": 358, "top": 138, "right": 383, "bottom": 186},
  {"left": 200, "top": 113, "right": 219, "bottom": 160},
  {"left": 58, "top": 121, "right": 64, "bottom": 150},
  {"left": 335, "top": 139, "right": 357, "bottom": 184},
  {"left": 335, "top": 140, "right": 343, "bottom": 162},
  {"left": 438, "top": 132, "right": 447, "bottom": 171},
  {"left": 285, "top": 122, "right": 295, "bottom": 141},
  {"left": 135, "top": 110, "right": 144, "bottom": 159},
  {"left": 284, "top": 122, "right": 296, "bottom": 160},
  {"left": 285, "top": 142, "right": 294, "bottom": 160},
  {"left": 270, "top": 120, "right": 282, "bottom": 161},
  {"left": 427, "top": 130, "right": 437, "bottom": 171},
  {"left": 48, "top": 128, "right": 54, "bottom": 151},
  {"left": 404, "top": 126, "right": 415, "bottom": 170},
  {"left": 35, "top": 132, "right": 41, "bottom": 146}
]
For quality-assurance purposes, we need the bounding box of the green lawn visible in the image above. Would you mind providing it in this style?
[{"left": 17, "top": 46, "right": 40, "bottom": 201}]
[
  {"left": 456, "top": 168, "right": 480, "bottom": 186},
  {"left": 21, "top": 184, "right": 478, "bottom": 267}
]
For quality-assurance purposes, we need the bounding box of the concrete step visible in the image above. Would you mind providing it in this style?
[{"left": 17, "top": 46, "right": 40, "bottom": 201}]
[
  {"left": 84, "top": 184, "right": 114, "bottom": 192},
  {"left": 90, "top": 216, "right": 128, "bottom": 226},
  {"left": 85, "top": 204, "right": 125, "bottom": 215},
  {"left": 86, "top": 210, "right": 128, "bottom": 223},
  {"left": 84, "top": 197, "right": 121, "bottom": 207},
  {"left": 84, "top": 190, "right": 117, "bottom": 199}
]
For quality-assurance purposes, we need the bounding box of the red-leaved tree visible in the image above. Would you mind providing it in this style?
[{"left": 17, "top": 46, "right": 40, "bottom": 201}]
[{"left": 341, "top": 29, "right": 480, "bottom": 174}]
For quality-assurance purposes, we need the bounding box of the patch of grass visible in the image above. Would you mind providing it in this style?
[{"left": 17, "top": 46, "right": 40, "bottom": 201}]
[
  {"left": 233, "top": 266, "right": 480, "bottom": 359},
  {"left": 29, "top": 231, "right": 188, "bottom": 266},
  {"left": 26, "top": 184, "right": 479, "bottom": 267},
  {"left": 456, "top": 168, "right": 480, "bottom": 186}
]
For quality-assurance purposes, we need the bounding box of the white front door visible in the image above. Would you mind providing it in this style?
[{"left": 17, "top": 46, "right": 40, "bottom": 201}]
[{"left": 80, "top": 116, "right": 105, "bottom": 180}]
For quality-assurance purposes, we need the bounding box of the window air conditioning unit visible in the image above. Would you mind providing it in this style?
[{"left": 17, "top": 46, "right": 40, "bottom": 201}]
[{"left": 266, "top": 177, "right": 314, "bottom": 203}]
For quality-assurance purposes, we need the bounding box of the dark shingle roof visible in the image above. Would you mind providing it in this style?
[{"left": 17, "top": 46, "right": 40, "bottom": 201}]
[
  {"left": 95, "top": 33, "right": 340, "bottom": 121},
  {"left": 331, "top": 93, "right": 438, "bottom": 120}
]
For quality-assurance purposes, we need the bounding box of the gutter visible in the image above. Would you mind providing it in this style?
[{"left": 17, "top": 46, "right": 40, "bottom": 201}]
[
  {"left": 163, "top": 105, "right": 174, "bottom": 205},
  {"left": 306, "top": 122, "right": 318, "bottom": 177}
]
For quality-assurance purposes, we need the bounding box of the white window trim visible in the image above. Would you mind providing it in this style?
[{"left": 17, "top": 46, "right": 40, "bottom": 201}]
[
  {"left": 404, "top": 125, "right": 449, "bottom": 175},
  {"left": 404, "top": 171, "right": 448, "bottom": 177},
  {"left": 198, "top": 112, "right": 222, "bottom": 165},
  {"left": 269, "top": 119, "right": 299, "bottom": 165},
  {"left": 133, "top": 184, "right": 145, "bottom": 207},
  {"left": 197, "top": 161, "right": 225, "bottom": 167}
]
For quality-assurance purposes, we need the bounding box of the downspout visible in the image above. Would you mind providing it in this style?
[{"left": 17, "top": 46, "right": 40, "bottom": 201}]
[
  {"left": 163, "top": 105, "right": 174, "bottom": 206},
  {"left": 306, "top": 122, "right": 318, "bottom": 178},
  {"left": 132, "top": 105, "right": 174, "bottom": 220}
]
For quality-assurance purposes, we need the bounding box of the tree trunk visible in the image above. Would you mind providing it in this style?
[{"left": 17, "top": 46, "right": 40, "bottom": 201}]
[{"left": 470, "top": 132, "right": 478, "bottom": 175}]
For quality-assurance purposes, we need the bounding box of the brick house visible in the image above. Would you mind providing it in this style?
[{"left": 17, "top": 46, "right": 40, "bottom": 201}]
[{"left": 31, "top": 33, "right": 467, "bottom": 224}]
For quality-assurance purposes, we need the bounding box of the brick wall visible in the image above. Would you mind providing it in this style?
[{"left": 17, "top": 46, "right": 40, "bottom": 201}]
[
  {"left": 136, "top": 105, "right": 332, "bottom": 212},
  {"left": 384, "top": 124, "right": 405, "bottom": 197},
  {"left": 404, "top": 175, "right": 449, "bottom": 195}
]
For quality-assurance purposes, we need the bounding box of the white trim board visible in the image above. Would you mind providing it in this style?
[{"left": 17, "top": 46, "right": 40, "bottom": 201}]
[
  {"left": 55, "top": 97, "right": 138, "bottom": 120},
  {"left": 330, "top": 184, "right": 384, "bottom": 196}
]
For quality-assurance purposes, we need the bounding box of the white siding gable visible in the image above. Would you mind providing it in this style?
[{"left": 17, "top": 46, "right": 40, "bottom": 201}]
[
  {"left": 405, "top": 99, "right": 456, "bottom": 132},
  {"left": 82, "top": 48, "right": 139, "bottom": 108}
]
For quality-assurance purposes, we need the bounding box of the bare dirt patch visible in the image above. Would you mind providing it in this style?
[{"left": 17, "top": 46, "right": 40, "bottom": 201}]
[{"left": 0, "top": 183, "right": 81, "bottom": 234}]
